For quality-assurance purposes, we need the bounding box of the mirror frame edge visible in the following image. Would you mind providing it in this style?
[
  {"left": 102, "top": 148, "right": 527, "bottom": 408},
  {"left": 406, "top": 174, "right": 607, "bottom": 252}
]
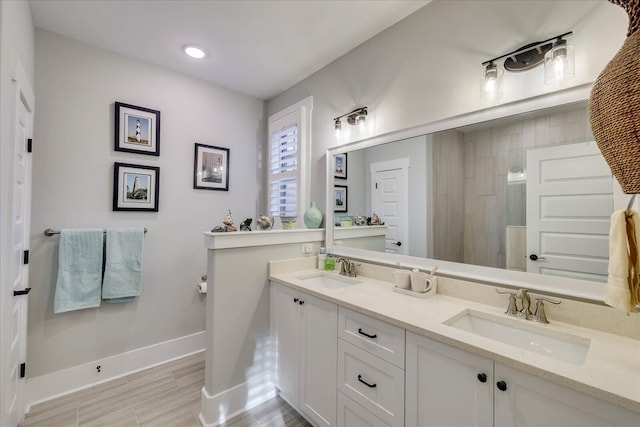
[{"left": 326, "top": 83, "right": 608, "bottom": 303}]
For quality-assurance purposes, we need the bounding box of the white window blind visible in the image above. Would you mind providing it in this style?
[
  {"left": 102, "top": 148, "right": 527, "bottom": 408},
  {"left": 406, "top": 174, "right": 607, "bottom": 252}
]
[{"left": 269, "top": 123, "right": 299, "bottom": 217}]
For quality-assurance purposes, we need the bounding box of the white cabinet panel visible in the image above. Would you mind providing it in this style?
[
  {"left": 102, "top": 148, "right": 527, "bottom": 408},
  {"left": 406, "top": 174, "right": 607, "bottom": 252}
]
[
  {"left": 338, "top": 307, "right": 405, "bottom": 368},
  {"left": 337, "top": 391, "right": 389, "bottom": 427},
  {"left": 270, "top": 283, "right": 337, "bottom": 427},
  {"left": 495, "top": 363, "right": 640, "bottom": 427},
  {"left": 270, "top": 283, "right": 301, "bottom": 408},
  {"left": 405, "top": 331, "right": 493, "bottom": 427},
  {"left": 337, "top": 340, "right": 404, "bottom": 427},
  {"left": 300, "top": 293, "right": 338, "bottom": 427}
]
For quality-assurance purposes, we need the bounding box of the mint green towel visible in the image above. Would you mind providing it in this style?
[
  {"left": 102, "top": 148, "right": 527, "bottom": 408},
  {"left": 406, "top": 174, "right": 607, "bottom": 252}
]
[
  {"left": 102, "top": 228, "right": 144, "bottom": 303},
  {"left": 54, "top": 229, "right": 104, "bottom": 313}
]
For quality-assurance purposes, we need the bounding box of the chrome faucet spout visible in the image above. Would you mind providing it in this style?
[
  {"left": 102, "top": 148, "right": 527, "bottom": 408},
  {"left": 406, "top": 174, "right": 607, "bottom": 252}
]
[
  {"left": 516, "top": 289, "right": 533, "bottom": 320},
  {"left": 336, "top": 257, "right": 358, "bottom": 277}
]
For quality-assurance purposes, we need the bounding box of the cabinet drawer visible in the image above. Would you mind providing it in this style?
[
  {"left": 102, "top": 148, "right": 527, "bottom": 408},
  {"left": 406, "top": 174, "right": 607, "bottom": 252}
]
[
  {"left": 337, "top": 391, "right": 390, "bottom": 427},
  {"left": 337, "top": 340, "right": 404, "bottom": 427},
  {"left": 338, "top": 307, "right": 405, "bottom": 368}
]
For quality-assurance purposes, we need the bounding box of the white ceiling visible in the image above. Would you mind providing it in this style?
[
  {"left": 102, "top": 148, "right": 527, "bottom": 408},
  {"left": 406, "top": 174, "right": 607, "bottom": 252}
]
[{"left": 29, "top": 0, "right": 429, "bottom": 100}]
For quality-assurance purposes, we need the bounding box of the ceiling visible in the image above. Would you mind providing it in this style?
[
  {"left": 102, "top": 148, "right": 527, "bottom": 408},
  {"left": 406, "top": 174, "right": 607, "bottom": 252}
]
[{"left": 29, "top": 0, "right": 429, "bottom": 100}]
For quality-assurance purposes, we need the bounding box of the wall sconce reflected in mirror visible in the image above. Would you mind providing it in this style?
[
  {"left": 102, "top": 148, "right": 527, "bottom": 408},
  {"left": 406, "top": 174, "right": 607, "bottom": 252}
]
[
  {"left": 334, "top": 107, "right": 368, "bottom": 139},
  {"left": 482, "top": 31, "right": 574, "bottom": 99}
]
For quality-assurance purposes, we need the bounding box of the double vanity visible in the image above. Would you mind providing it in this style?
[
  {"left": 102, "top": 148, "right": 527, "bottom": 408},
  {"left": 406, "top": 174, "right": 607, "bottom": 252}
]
[{"left": 268, "top": 256, "right": 640, "bottom": 427}]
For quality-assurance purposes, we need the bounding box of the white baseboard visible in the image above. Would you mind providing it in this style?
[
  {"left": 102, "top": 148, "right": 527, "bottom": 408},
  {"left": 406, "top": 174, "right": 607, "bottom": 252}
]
[
  {"left": 26, "top": 330, "right": 205, "bottom": 409},
  {"left": 198, "top": 373, "right": 276, "bottom": 427}
]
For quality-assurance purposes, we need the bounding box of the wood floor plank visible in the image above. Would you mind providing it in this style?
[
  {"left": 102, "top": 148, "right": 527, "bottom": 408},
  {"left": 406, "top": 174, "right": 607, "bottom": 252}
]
[{"left": 20, "top": 351, "right": 307, "bottom": 427}]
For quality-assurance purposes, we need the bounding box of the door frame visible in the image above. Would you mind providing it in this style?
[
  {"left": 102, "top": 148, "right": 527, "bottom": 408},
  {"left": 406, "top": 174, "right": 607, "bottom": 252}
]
[{"left": 369, "top": 158, "right": 410, "bottom": 255}]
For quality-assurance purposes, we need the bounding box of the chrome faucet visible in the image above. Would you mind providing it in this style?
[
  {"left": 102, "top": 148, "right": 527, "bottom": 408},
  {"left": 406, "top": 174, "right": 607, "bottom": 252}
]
[
  {"left": 496, "top": 288, "right": 561, "bottom": 323},
  {"left": 336, "top": 257, "right": 358, "bottom": 277},
  {"left": 516, "top": 289, "right": 533, "bottom": 320}
]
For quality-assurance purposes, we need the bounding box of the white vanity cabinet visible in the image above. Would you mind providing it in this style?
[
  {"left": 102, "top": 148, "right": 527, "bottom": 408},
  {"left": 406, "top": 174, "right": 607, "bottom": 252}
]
[
  {"left": 405, "top": 331, "right": 493, "bottom": 427},
  {"left": 494, "top": 363, "right": 640, "bottom": 427},
  {"left": 406, "top": 331, "right": 640, "bottom": 427},
  {"left": 270, "top": 282, "right": 338, "bottom": 427},
  {"left": 337, "top": 307, "right": 405, "bottom": 427}
]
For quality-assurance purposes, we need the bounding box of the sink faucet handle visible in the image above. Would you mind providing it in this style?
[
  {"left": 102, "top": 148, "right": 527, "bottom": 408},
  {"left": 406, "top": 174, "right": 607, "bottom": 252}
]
[
  {"left": 533, "top": 297, "right": 560, "bottom": 324},
  {"left": 495, "top": 289, "right": 519, "bottom": 316}
]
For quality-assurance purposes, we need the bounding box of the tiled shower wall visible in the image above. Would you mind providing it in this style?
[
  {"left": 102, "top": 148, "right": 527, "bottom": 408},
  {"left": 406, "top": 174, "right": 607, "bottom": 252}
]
[{"left": 433, "top": 106, "right": 594, "bottom": 269}]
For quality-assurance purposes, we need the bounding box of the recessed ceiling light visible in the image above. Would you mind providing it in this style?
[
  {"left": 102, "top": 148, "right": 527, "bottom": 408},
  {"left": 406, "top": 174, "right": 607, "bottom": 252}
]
[{"left": 184, "top": 45, "right": 205, "bottom": 59}]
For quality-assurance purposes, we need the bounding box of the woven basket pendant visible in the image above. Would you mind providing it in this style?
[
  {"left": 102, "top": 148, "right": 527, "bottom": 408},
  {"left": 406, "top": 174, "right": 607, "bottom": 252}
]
[{"left": 589, "top": 0, "right": 640, "bottom": 194}]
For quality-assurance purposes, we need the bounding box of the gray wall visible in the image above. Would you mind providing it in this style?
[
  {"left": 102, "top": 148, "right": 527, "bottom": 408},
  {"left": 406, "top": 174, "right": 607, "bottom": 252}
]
[
  {"left": 28, "top": 30, "right": 265, "bottom": 377},
  {"left": 266, "top": 1, "right": 626, "bottom": 222}
]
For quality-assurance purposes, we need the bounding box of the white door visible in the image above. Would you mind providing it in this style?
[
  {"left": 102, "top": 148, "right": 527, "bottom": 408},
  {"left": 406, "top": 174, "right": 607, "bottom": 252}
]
[
  {"left": 526, "top": 142, "right": 612, "bottom": 282},
  {"left": 2, "top": 60, "right": 34, "bottom": 427},
  {"left": 370, "top": 159, "right": 409, "bottom": 255}
]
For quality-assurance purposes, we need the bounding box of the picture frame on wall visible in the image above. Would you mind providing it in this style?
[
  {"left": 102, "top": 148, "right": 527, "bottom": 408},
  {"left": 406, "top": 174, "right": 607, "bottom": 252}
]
[
  {"left": 193, "top": 143, "right": 230, "bottom": 191},
  {"left": 114, "top": 102, "right": 161, "bottom": 156},
  {"left": 334, "top": 153, "right": 347, "bottom": 179},
  {"left": 334, "top": 185, "right": 348, "bottom": 212},
  {"left": 113, "top": 162, "right": 160, "bottom": 212}
]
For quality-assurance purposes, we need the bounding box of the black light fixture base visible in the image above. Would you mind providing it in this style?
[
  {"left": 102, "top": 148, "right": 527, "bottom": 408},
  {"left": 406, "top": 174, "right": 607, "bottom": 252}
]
[{"left": 503, "top": 41, "right": 553, "bottom": 71}]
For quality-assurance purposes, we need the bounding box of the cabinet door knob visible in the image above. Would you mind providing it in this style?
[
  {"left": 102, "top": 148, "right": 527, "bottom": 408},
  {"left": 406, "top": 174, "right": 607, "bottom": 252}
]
[
  {"left": 298, "top": 300, "right": 304, "bottom": 305},
  {"left": 496, "top": 380, "right": 507, "bottom": 391},
  {"left": 477, "top": 373, "right": 487, "bottom": 383},
  {"left": 357, "top": 375, "right": 377, "bottom": 388},
  {"left": 358, "top": 328, "right": 377, "bottom": 339},
  {"left": 293, "top": 298, "right": 299, "bottom": 303}
]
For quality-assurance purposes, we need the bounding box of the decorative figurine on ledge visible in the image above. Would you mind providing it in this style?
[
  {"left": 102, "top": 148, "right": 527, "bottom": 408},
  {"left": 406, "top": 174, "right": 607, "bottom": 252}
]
[
  {"left": 223, "top": 209, "right": 237, "bottom": 232},
  {"left": 369, "top": 212, "right": 381, "bottom": 225},
  {"left": 354, "top": 215, "right": 367, "bottom": 226},
  {"left": 256, "top": 215, "right": 274, "bottom": 230},
  {"left": 240, "top": 218, "right": 252, "bottom": 231}
]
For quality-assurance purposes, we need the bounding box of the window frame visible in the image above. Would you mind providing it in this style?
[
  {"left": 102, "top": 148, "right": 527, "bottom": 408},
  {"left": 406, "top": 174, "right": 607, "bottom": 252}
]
[{"left": 267, "top": 96, "right": 313, "bottom": 223}]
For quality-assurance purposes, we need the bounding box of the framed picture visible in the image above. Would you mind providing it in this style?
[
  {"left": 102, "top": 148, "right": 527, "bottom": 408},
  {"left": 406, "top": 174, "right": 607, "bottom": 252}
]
[
  {"left": 113, "top": 162, "right": 159, "bottom": 211},
  {"left": 114, "top": 102, "right": 160, "bottom": 156},
  {"left": 193, "top": 143, "right": 230, "bottom": 191},
  {"left": 334, "top": 185, "right": 348, "bottom": 212},
  {"left": 334, "top": 153, "right": 347, "bottom": 179}
]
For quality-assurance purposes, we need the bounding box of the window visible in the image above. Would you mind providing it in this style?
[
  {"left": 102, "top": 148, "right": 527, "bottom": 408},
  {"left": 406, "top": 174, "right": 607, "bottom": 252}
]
[{"left": 268, "top": 97, "right": 312, "bottom": 220}]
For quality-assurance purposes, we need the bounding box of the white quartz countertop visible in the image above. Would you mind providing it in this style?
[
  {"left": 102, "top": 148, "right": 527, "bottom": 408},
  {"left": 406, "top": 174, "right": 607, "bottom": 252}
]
[{"left": 269, "top": 265, "right": 640, "bottom": 414}]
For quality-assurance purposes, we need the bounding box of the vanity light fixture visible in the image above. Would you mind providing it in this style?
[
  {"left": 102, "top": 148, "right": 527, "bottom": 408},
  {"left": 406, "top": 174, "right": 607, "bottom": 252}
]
[
  {"left": 333, "top": 107, "right": 368, "bottom": 138},
  {"left": 184, "top": 45, "right": 206, "bottom": 59},
  {"left": 481, "top": 31, "right": 573, "bottom": 96}
]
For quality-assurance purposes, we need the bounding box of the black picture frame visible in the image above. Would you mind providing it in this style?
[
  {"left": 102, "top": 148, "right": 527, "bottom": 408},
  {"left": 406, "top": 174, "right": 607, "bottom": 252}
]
[
  {"left": 334, "top": 153, "right": 347, "bottom": 179},
  {"left": 193, "top": 143, "right": 230, "bottom": 191},
  {"left": 114, "top": 102, "right": 161, "bottom": 156},
  {"left": 113, "top": 162, "right": 160, "bottom": 212},
  {"left": 334, "top": 185, "right": 348, "bottom": 212}
]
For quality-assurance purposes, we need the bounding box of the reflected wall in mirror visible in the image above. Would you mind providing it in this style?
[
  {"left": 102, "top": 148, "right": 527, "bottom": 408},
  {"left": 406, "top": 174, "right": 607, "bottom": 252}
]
[{"left": 332, "top": 101, "right": 613, "bottom": 284}]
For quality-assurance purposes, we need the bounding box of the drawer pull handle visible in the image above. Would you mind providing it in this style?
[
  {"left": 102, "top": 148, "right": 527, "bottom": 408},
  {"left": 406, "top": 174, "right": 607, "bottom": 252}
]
[
  {"left": 358, "top": 328, "right": 377, "bottom": 339},
  {"left": 357, "top": 375, "right": 377, "bottom": 388}
]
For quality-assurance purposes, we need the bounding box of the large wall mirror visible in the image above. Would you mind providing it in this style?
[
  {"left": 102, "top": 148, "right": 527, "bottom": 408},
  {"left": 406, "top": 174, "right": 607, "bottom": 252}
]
[{"left": 326, "top": 87, "right": 617, "bottom": 301}]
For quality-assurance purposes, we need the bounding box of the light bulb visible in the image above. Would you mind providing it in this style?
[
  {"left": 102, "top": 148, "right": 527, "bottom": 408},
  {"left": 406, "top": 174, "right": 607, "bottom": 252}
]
[
  {"left": 184, "top": 45, "right": 205, "bottom": 59},
  {"left": 544, "top": 38, "right": 574, "bottom": 85},
  {"left": 481, "top": 62, "right": 502, "bottom": 99},
  {"left": 334, "top": 119, "right": 342, "bottom": 139}
]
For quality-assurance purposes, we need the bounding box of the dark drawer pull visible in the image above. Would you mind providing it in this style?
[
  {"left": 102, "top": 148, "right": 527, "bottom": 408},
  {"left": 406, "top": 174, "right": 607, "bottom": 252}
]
[
  {"left": 357, "top": 375, "right": 377, "bottom": 388},
  {"left": 13, "top": 287, "right": 31, "bottom": 296},
  {"left": 358, "top": 328, "right": 377, "bottom": 339}
]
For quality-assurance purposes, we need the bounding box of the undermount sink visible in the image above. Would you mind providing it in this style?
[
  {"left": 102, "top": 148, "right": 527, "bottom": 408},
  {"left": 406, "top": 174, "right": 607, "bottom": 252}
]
[
  {"left": 444, "top": 310, "right": 590, "bottom": 365},
  {"left": 296, "top": 272, "right": 361, "bottom": 290}
]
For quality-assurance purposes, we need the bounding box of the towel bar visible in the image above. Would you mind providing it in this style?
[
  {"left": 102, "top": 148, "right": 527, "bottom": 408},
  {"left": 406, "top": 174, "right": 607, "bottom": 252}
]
[{"left": 44, "top": 228, "right": 147, "bottom": 236}]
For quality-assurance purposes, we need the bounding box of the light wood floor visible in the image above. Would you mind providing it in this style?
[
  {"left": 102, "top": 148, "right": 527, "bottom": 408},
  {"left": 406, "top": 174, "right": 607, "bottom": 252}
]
[{"left": 20, "top": 352, "right": 311, "bottom": 427}]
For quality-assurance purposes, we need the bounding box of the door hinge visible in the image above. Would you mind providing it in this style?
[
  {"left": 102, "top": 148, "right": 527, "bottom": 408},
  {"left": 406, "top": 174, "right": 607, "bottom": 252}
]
[
  {"left": 20, "top": 363, "right": 26, "bottom": 378},
  {"left": 27, "top": 138, "right": 33, "bottom": 153},
  {"left": 23, "top": 250, "right": 29, "bottom": 265}
]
